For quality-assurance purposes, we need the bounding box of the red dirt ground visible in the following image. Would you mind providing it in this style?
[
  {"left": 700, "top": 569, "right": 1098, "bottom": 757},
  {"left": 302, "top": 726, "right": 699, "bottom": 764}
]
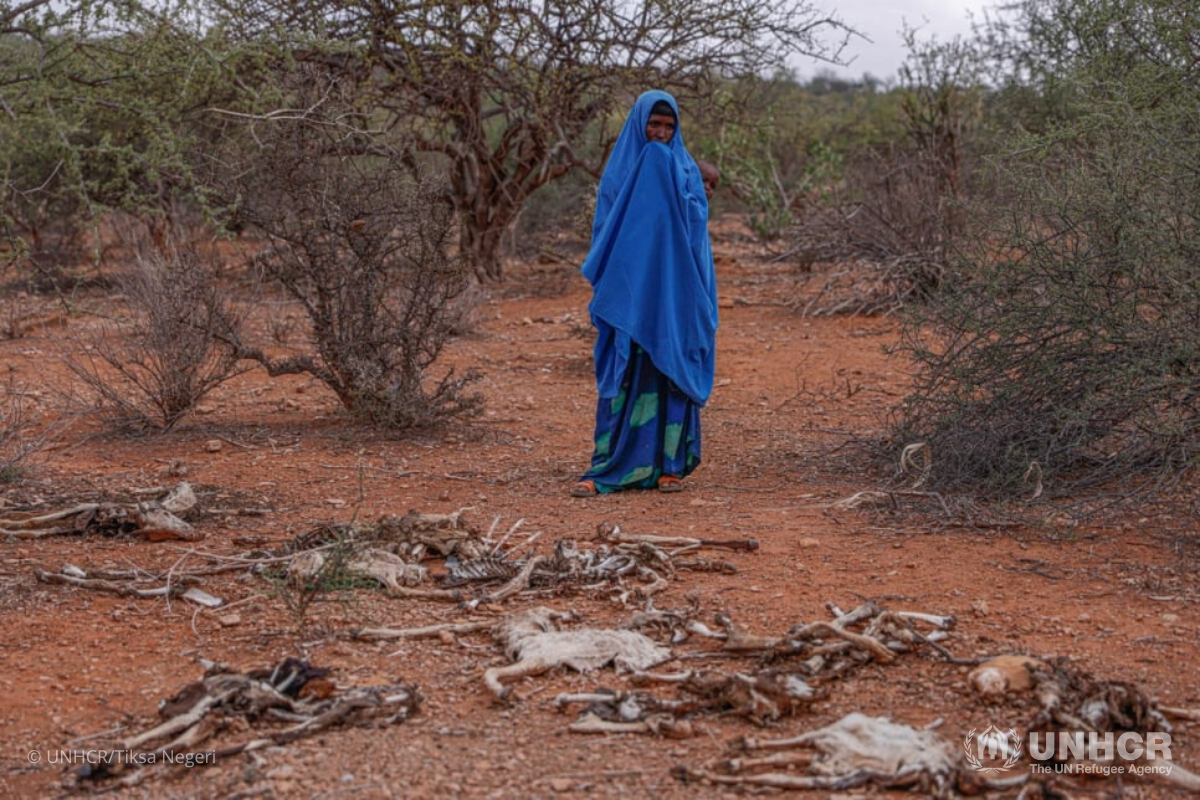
[{"left": 0, "top": 217, "right": 1197, "bottom": 798}]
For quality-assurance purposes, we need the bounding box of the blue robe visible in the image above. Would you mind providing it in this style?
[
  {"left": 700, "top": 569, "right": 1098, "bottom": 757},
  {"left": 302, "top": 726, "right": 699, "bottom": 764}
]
[{"left": 579, "top": 90, "right": 718, "bottom": 491}]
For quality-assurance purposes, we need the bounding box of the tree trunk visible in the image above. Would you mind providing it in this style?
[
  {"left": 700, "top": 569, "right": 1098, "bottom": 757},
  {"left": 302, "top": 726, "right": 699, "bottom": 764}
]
[
  {"left": 451, "top": 150, "right": 525, "bottom": 283},
  {"left": 459, "top": 214, "right": 510, "bottom": 283}
]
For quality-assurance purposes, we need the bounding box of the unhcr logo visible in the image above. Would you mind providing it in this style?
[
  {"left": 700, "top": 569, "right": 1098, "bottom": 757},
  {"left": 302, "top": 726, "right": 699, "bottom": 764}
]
[
  {"left": 1029, "top": 731, "right": 1172, "bottom": 762},
  {"left": 965, "top": 725, "right": 1175, "bottom": 775},
  {"left": 963, "top": 725, "right": 1023, "bottom": 772}
]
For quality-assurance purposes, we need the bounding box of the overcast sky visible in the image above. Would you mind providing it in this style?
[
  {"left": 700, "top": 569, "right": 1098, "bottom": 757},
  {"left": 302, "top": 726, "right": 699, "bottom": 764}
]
[{"left": 794, "top": 0, "right": 994, "bottom": 82}]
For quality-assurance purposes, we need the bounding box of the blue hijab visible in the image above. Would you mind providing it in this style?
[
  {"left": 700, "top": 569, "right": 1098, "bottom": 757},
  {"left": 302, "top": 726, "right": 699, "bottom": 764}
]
[{"left": 581, "top": 90, "right": 718, "bottom": 405}]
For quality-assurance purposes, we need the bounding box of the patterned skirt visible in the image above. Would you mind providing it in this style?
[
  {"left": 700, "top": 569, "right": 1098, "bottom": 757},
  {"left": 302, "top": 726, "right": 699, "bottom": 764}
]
[{"left": 580, "top": 346, "right": 701, "bottom": 492}]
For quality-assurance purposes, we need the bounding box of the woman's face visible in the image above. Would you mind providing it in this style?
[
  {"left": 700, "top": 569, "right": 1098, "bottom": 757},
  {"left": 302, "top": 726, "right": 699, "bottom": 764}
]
[{"left": 645, "top": 113, "right": 676, "bottom": 144}]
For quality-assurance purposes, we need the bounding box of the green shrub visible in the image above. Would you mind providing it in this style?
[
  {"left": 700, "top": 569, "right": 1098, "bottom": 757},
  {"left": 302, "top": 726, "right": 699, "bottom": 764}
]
[{"left": 890, "top": 0, "right": 1198, "bottom": 500}]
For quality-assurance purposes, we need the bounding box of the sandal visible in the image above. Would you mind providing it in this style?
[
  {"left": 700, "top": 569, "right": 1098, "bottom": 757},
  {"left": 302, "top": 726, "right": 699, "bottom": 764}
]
[
  {"left": 657, "top": 475, "right": 684, "bottom": 493},
  {"left": 570, "top": 480, "right": 597, "bottom": 498}
]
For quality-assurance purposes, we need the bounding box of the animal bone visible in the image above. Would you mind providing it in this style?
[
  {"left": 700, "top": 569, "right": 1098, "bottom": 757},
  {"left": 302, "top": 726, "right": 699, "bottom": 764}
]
[
  {"left": 106, "top": 659, "right": 420, "bottom": 781},
  {"left": 3, "top": 482, "right": 199, "bottom": 541},
  {"left": 724, "top": 750, "right": 815, "bottom": 773},
  {"left": 158, "top": 482, "right": 198, "bottom": 514},
  {"left": 684, "top": 620, "right": 726, "bottom": 640},
  {"left": 595, "top": 521, "right": 758, "bottom": 552},
  {"left": 553, "top": 691, "right": 626, "bottom": 710},
  {"left": 1160, "top": 705, "right": 1200, "bottom": 722},
  {"left": 352, "top": 620, "right": 492, "bottom": 643},
  {"left": 593, "top": 668, "right": 816, "bottom": 726},
  {"left": 719, "top": 713, "right": 962, "bottom": 792},
  {"left": 398, "top": 507, "right": 472, "bottom": 530},
  {"left": 828, "top": 490, "right": 892, "bottom": 510},
  {"left": 714, "top": 614, "right": 782, "bottom": 651},
  {"left": 826, "top": 600, "right": 882, "bottom": 627},
  {"left": 1159, "top": 764, "right": 1200, "bottom": 793},
  {"left": 1016, "top": 658, "right": 1200, "bottom": 793},
  {"left": 346, "top": 549, "right": 428, "bottom": 592},
  {"left": 375, "top": 507, "right": 487, "bottom": 560},
  {"left": 286, "top": 548, "right": 432, "bottom": 597},
  {"left": 444, "top": 556, "right": 520, "bottom": 584},
  {"left": 786, "top": 620, "right": 897, "bottom": 662},
  {"left": 567, "top": 711, "right": 693, "bottom": 738},
  {"left": 894, "top": 610, "right": 957, "bottom": 629},
  {"left": 691, "top": 671, "right": 816, "bottom": 724},
  {"left": 35, "top": 567, "right": 194, "bottom": 599},
  {"left": 483, "top": 606, "right": 671, "bottom": 698},
  {"left": 134, "top": 507, "right": 197, "bottom": 542},
  {"left": 463, "top": 555, "right": 548, "bottom": 610}
]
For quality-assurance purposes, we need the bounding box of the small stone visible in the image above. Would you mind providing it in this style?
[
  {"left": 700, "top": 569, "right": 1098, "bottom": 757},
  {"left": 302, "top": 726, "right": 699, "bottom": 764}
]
[
  {"left": 204, "top": 439, "right": 222, "bottom": 453},
  {"left": 218, "top": 613, "right": 242, "bottom": 627},
  {"left": 549, "top": 778, "right": 574, "bottom": 792},
  {"left": 798, "top": 537, "right": 819, "bottom": 548}
]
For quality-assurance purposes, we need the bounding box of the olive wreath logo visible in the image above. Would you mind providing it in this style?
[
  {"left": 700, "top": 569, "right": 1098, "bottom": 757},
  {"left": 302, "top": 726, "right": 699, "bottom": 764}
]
[{"left": 964, "top": 725, "right": 1024, "bottom": 772}]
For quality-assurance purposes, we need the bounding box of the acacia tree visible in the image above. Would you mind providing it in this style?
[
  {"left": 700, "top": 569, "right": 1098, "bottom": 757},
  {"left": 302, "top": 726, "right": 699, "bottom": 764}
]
[
  {"left": 891, "top": 0, "right": 1199, "bottom": 501},
  {"left": 1, "top": 0, "right": 241, "bottom": 279},
  {"left": 206, "top": 0, "right": 854, "bottom": 280}
]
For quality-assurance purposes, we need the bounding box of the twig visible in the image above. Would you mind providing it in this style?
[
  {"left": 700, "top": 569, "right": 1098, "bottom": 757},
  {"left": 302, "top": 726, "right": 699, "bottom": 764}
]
[
  {"left": 67, "top": 725, "right": 127, "bottom": 746},
  {"left": 709, "top": 484, "right": 785, "bottom": 493},
  {"left": 165, "top": 546, "right": 338, "bottom": 566},
  {"left": 214, "top": 434, "right": 255, "bottom": 450},
  {"left": 317, "top": 463, "right": 397, "bottom": 475}
]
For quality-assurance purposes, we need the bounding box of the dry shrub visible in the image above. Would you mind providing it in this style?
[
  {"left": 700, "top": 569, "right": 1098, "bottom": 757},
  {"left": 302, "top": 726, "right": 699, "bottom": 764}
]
[
  {"left": 0, "top": 217, "right": 94, "bottom": 340},
  {"left": 0, "top": 376, "right": 60, "bottom": 483},
  {"left": 210, "top": 67, "right": 481, "bottom": 430},
  {"left": 883, "top": 1, "right": 1199, "bottom": 504},
  {"left": 787, "top": 149, "right": 956, "bottom": 316},
  {"left": 60, "top": 238, "right": 246, "bottom": 432},
  {"left": 890, "top": 142, "right": 1198, "bottom": 501},
  {"left": 787, "top": 34, "right": 981, "bottom": 316}
]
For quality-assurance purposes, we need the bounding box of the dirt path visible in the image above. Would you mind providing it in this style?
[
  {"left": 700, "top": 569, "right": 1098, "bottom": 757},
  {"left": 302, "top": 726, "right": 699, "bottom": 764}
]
[{"left": 0, "top": 224, "right": 1197, "bottom": 798}]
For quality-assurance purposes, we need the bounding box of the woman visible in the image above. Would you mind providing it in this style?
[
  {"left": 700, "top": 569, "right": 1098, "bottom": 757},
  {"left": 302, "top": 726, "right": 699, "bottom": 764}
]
[{"left": 571, "top": 90, "right": 718, "bottom": 497}]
